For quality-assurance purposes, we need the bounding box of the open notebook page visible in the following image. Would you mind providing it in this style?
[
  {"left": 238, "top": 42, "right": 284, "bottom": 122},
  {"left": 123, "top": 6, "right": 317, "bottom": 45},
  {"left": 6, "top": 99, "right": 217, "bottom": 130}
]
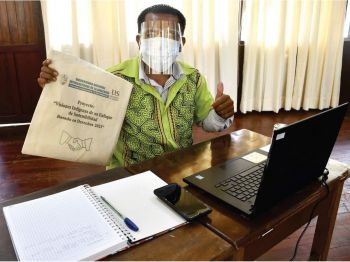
[
  {"left": 3, "top": 186, "right": 128, "bottom": 261},
  {"left": 93, "top": 171, "right": 186, "bottom": 242}
]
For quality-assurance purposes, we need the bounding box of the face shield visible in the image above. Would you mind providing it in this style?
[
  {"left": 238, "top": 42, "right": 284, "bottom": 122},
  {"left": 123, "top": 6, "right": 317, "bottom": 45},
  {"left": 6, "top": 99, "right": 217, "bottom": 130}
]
[{"left": 139, "top": 21, "right": 183, "bottom": 75}]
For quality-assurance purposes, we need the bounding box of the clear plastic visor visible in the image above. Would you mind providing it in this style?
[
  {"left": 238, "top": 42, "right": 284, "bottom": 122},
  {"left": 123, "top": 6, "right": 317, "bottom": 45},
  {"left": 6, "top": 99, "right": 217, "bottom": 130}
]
[{"left": 139, "top": 21, "right": 183, "bottom": 75}]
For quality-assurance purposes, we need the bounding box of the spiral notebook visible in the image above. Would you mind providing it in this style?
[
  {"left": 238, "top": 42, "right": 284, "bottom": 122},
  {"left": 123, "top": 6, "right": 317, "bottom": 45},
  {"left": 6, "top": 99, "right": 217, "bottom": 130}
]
[{"left": 3, "top": 171, "right": 186, "bottom": 261}]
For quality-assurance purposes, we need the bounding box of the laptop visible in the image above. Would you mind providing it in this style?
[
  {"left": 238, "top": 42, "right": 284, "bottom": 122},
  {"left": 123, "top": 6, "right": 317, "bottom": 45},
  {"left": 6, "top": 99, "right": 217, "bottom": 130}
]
[{"left": 184, "top": 103, "right": 348, "bottom": 216}]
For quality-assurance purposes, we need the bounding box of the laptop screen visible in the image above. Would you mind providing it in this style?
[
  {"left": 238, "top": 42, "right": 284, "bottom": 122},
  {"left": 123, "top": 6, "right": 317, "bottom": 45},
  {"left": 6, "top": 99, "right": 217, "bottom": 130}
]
[{"left": 253, "top": 103, "right": 348, "bottom": 213}]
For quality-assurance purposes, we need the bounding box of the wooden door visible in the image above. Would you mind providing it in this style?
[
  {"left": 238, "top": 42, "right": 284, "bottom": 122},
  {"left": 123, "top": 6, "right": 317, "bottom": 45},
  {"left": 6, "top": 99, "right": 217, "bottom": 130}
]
[{"left": 0, "top": 1, "right": 46, "bottom": 124}]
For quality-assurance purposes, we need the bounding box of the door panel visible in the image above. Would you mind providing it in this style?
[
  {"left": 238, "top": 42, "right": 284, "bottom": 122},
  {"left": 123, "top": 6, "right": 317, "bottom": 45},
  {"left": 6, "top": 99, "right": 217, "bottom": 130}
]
[
  {"left": 0, "top": 1, "right": 46, "bottom": 124},
  {"left": 0, "top": 52, "right": 20, "bottom": 116}
]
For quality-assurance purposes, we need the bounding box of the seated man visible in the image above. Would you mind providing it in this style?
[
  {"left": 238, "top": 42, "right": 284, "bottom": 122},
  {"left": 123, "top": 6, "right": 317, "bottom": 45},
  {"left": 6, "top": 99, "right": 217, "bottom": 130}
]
[{"left": 37, "top": 4, "right": 234, "bottom": 168}]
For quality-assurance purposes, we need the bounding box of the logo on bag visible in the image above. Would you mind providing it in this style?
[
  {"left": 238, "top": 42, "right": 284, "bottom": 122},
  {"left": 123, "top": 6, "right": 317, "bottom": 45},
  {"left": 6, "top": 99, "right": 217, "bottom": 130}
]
[
  {"left": 110, "top": 89, "right": 120, "bottom": 101},
  {"left": 60, "top": 74, "right": 68, "bottom": 85},
  {"left": 60, "top": 130, "right": 93, "bottom": 151},
  {"left": 111, "top": 89, "right": 120, "bottom": 96}
]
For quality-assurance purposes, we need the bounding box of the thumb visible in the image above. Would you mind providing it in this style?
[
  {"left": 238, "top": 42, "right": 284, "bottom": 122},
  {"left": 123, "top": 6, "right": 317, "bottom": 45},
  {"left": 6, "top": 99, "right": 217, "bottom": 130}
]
[{"left": 215, "top": 81, "right": 224, "bottom": 100}]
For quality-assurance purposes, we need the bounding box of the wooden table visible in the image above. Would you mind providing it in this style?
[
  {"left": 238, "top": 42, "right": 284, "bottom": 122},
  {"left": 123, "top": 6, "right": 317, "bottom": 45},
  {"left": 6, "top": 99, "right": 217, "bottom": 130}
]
[
  {"left": 126, "top": 129, "right": 349, "bottom": 260},
  {"left": 0, "top": 129, "right": 348, "bottom": 260}
]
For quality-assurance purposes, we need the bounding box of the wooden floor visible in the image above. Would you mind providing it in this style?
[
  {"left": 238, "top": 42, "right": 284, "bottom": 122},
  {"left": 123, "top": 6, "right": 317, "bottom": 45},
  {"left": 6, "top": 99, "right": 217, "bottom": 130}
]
[{"left": 1, "top": 109, "right": 349, "bottom": 260}]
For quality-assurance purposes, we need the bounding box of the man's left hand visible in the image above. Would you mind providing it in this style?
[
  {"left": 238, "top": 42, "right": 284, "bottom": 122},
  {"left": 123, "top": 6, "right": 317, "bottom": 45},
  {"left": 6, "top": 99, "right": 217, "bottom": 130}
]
[{"left": 212, "top": 82, "right": 234, "bottom": 119}]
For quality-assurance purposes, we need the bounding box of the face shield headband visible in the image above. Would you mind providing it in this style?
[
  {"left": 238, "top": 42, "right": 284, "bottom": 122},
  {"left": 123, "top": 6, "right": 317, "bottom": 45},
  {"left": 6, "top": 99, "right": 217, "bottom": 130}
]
[{"left": 139, "top": 21, "right": 183, "bottom": 75}]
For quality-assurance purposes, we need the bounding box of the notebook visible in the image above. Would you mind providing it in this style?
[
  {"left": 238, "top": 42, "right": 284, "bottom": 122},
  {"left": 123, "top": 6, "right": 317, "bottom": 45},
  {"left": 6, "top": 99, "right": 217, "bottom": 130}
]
[
  {"left": 3, "top": 171, "right": 186, "bottom": 261},
  {"left": 184, "top": 103, "right": 348, "bottom": 216}
]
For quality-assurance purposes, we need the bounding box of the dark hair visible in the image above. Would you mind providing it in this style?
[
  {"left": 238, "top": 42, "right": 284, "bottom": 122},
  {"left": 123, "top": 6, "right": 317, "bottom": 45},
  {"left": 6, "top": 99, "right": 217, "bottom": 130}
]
[{"left": 137, "top": 4, "right": 186, "bottom": 35}]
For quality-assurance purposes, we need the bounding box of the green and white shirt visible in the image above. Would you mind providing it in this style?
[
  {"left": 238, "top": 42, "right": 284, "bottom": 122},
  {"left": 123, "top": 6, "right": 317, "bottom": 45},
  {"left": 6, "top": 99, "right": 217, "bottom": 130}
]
[{"left": 106, "top": 56, "right": 229, "bottom": 168}]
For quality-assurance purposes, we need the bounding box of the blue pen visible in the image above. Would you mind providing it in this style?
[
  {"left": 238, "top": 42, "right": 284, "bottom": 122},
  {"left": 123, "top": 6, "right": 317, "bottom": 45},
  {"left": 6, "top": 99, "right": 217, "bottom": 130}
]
[{"left": 100, "top": 196, "right": 139, "bottom": 232}]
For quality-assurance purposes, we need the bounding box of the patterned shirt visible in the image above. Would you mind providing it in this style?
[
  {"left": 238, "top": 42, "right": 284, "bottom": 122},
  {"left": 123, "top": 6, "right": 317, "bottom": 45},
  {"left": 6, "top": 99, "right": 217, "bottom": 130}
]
[
  {"left": 138, "top": 61, "right": 233, "bottom": 131},
  {"left": 106, "top": 56, "right": 229, "bottom": 168}
]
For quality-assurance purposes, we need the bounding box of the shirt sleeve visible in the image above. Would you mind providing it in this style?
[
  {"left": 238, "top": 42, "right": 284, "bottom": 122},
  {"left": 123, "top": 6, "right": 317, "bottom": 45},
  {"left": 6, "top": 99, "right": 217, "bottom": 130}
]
[
  {"left": 201, "top": 109, "right": 234, "bottom": 132},
  {"left": 194, "top": 74, "right": 214, "bottom": 123}
]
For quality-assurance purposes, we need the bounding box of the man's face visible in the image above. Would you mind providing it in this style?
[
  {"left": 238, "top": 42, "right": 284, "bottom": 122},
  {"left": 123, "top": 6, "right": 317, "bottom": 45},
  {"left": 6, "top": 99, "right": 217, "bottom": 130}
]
[{"left": 137, "top": 12, "right": 185, "bottom": 75}]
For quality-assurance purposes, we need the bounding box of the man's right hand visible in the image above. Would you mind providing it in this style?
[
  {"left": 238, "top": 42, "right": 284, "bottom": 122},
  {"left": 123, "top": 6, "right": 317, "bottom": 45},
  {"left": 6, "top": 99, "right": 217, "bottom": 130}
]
[{"left": 37, "top": 59, "right": 58, "bottom": 88}]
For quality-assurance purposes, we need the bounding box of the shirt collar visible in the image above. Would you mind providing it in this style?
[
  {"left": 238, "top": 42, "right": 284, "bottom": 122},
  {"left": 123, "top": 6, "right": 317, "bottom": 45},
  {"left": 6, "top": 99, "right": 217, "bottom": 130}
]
[{"left": 138, "top": 61, "right": 184, "bottom": 85}]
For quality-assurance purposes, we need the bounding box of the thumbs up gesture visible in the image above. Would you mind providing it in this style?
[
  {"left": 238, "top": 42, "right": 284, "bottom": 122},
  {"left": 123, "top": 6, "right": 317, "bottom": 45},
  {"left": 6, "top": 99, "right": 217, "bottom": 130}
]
[{"left": 212, "top": 82, "right": 234, "bottom": 119}]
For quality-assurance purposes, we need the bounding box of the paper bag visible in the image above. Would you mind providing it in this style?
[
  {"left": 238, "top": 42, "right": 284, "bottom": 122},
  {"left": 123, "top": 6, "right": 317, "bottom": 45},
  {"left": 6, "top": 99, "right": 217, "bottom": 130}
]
[{"left": 22, "top": 50, "right": 132, "bottom": 165}]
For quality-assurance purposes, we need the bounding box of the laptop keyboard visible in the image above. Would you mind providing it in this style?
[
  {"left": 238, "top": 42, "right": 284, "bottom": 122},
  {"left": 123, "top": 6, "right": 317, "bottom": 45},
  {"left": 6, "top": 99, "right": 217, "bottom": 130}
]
[{"left": 215, "top": 162, "right": 266, "bottom": 202}]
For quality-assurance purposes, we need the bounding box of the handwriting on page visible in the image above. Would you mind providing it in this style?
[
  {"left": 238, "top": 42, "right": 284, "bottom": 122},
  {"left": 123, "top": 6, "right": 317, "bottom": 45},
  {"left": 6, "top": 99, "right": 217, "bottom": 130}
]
[{"left": 24, "top": 225, "right": 107, "bottom": 259}]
